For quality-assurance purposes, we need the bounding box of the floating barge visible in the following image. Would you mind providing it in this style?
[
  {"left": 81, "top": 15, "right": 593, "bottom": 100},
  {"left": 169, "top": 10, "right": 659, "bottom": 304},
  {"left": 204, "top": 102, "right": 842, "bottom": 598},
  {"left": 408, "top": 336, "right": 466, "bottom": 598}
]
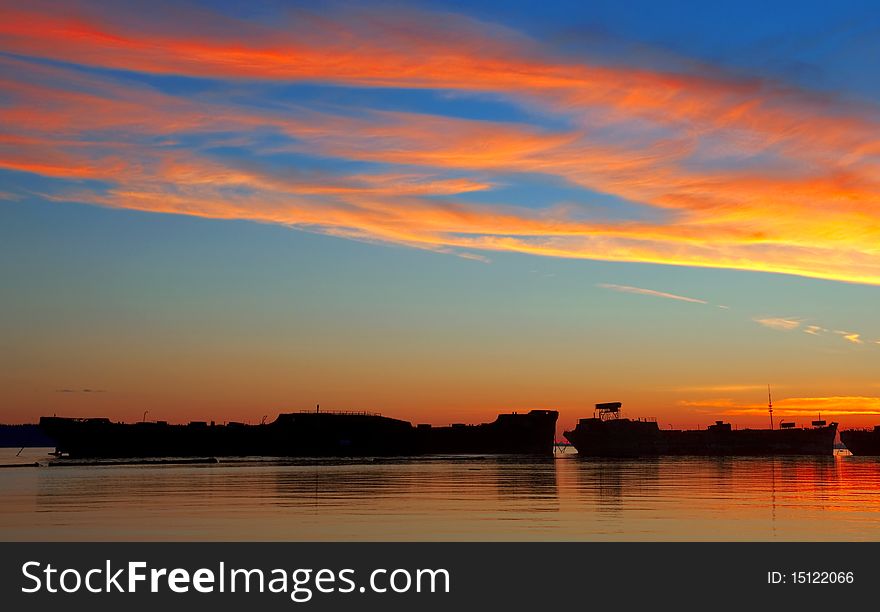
[
  {"left": 39, "top": 409, "right": 558, "bottom": 459},
  {"left": 564, "top": 402, "right": 837, "bottom": 457},
  {"left": 840, "top": 427, "right": 880, "bottom": 456}
]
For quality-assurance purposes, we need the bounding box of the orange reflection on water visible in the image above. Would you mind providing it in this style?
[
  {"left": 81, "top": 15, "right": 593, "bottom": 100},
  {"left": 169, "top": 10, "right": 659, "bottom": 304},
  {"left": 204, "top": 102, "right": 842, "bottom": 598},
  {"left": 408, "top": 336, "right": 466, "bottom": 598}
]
[{"left": 3, "top": 449, "right": 880, "bottom": 541}]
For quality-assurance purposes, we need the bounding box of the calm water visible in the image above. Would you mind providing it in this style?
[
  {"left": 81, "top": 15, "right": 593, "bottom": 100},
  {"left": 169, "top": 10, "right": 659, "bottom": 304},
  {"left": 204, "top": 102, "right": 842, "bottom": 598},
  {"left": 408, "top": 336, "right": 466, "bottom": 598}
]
[{"left": 2, "top": 447, "right": 879, "bottom": 541}]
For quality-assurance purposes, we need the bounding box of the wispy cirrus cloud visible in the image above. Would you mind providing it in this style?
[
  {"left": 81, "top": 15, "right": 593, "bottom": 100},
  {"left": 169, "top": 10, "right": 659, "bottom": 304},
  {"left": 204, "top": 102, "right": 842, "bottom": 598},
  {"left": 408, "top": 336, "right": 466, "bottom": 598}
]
[
  {"left": 1, "top": 2, "right": 880, "bottom": 284},
  {"left": 596, "top": 283, "right": 708, "bottom": 304},
  {"left": 598, "top": 287, "right": 877, "bottom": 350},
  {"left": 593, "top": 282, "right": 874, "bottom": 348},
  {"left": 753, "top": 317, "right": 876, "bottom": 347},
  {"left": 753, "top": 316, "right": 802, "bottom": 331}
]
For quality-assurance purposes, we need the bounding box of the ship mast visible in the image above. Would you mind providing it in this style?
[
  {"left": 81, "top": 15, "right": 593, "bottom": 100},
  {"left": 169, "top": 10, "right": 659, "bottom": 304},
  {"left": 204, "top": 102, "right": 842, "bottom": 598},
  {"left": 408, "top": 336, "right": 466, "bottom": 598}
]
[{"left": 767, "top": 384, "right": 773, "bottom": 430}]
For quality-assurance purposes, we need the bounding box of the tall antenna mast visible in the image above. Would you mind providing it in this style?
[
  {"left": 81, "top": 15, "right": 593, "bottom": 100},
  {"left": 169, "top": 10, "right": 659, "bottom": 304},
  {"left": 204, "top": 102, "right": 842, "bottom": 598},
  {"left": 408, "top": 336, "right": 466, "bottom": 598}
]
[{"left": 767, "top": 384, "right": 773, "bottom": 430}]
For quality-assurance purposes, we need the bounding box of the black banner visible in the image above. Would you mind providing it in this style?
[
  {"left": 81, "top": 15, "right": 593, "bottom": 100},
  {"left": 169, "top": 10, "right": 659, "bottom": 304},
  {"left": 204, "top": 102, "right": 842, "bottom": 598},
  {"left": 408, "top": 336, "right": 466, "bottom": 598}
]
[{"left": 0, "top": 543, "right": 874, "bottom": 611}]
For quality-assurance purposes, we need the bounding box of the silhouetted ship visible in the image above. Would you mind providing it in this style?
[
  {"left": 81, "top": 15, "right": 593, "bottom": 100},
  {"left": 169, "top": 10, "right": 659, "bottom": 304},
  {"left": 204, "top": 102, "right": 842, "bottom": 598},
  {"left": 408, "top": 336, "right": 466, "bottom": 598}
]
[
  {"left": 840, "top": 428, "right": 880, "bottom": 455},
  {"left": 39, "top": 409, "right": 558, "bottom": 459},
  {"left": 564, "top": 402, "right": 837, "bottom": 457}
]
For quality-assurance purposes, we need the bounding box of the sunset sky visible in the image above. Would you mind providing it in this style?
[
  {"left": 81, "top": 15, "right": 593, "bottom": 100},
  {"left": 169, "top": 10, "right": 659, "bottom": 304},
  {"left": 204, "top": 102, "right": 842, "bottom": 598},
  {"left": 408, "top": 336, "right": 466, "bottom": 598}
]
[{"left": 1, "top": 0, "right": 879, "bottom": 432}]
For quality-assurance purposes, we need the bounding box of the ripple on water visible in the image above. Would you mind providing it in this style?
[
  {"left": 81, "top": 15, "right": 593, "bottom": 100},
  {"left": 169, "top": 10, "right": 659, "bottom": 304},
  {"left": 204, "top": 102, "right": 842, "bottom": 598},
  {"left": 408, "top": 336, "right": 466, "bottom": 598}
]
[{"left": 1, "top": 450, "right": 880, "bottom": 540}]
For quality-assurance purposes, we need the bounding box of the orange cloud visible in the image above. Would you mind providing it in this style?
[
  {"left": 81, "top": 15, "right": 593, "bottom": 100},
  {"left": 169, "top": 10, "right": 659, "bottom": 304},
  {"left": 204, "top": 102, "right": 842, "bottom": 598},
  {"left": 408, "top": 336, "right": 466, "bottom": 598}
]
[
  {"left": 683, "top": 396, "right": 880, "bottom": 418},
  {"left": 1, "top": 5, "right": 880, "bottom": 285},
  {"left": 1, "top": 1, "right": 876, "bottom": 162},
  {"left": 835, "top": 331, "right": 863, "bottom": 345}
]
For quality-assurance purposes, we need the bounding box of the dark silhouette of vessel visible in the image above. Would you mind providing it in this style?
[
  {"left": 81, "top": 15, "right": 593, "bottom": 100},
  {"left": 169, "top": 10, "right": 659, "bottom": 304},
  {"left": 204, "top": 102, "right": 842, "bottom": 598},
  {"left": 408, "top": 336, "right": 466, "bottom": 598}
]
[
  {"left": 39, "top": 409, "right": 558, "bottom": 458},
  {"left": 564, "top": 402, "right": 837, "bottom": 457},
  {"left": 840, "top": 428, "right": 880, "bottom": 455},
  {"left": 414, "top": 411, "right": 558, "bottom": 455}
]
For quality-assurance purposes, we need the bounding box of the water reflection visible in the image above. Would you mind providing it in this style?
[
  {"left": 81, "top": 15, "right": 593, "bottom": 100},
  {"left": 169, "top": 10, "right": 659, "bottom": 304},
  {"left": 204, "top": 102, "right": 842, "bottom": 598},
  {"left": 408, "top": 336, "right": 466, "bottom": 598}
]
[
  {"left": 490, "top": 456, "right": 558, "bottom": 508},
  {"left": 557, "top": 455, "right": 861, "bottom": 540},
  {"left": 3, "top": 448, "right": 880, "bottom": 540}
]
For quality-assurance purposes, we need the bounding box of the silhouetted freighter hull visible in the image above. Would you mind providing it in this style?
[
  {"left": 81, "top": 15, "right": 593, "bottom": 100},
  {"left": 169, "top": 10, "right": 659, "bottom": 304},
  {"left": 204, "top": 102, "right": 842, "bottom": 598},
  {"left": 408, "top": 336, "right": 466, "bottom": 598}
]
[
  {"left": 39, "top": 410, "right": 557, "bottom": 459},
  {"left": 564, "top": 417, "right": 837, "bottom": 457},
  {"left": 840, "top": 428, "right": 880, "bottom": 456}
]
